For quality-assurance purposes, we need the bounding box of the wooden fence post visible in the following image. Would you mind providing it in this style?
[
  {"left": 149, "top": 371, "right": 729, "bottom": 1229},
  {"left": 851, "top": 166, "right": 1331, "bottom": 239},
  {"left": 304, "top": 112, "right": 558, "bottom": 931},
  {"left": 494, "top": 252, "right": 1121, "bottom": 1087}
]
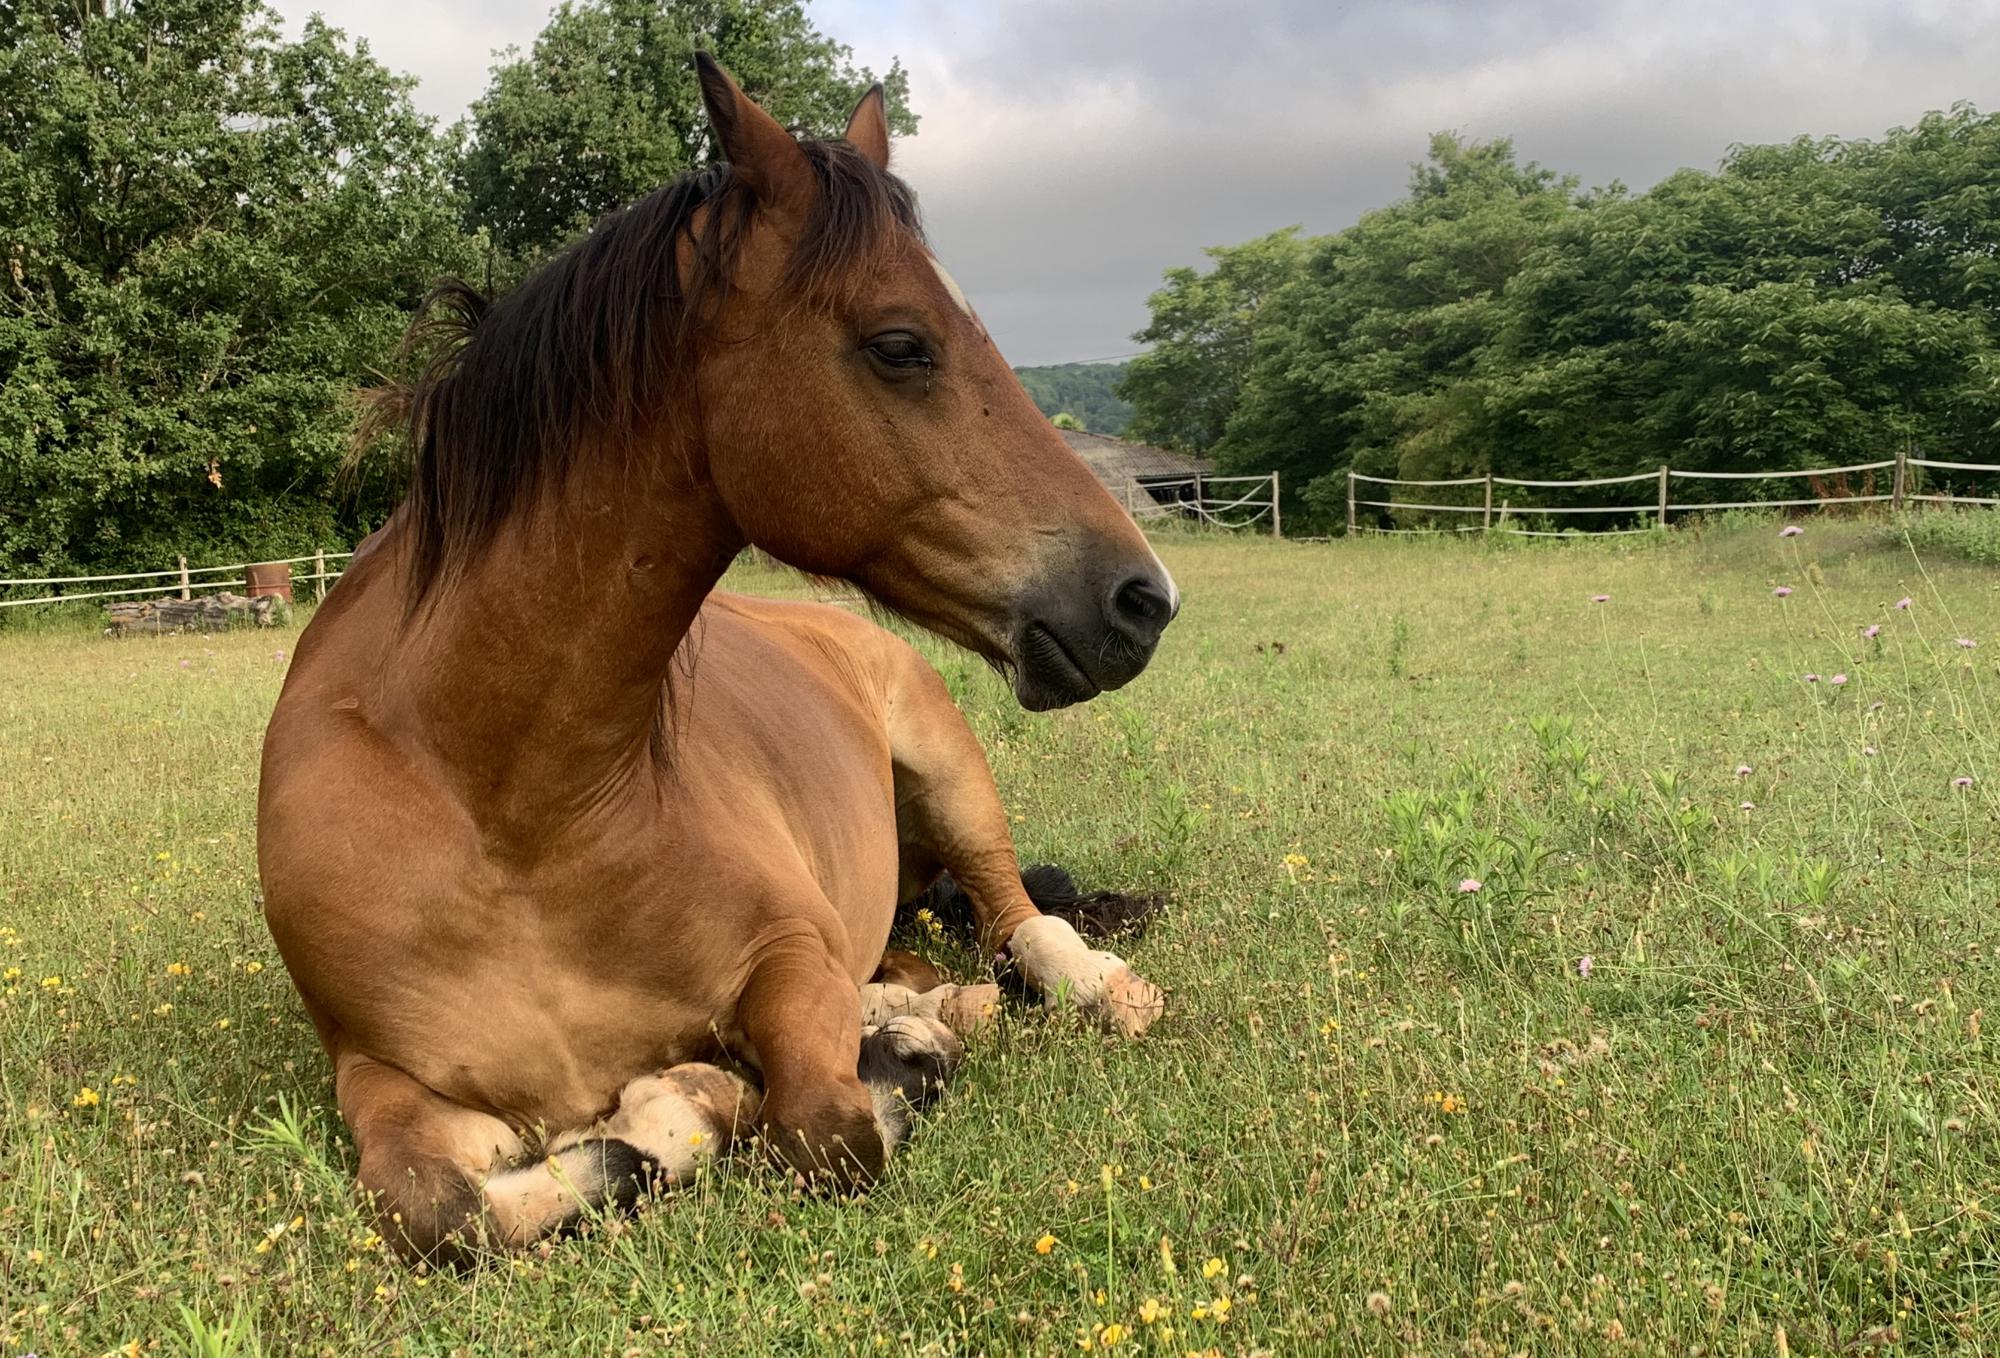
[
  {"left": 1270, "top": 473, "right": 1282, "bottom": 539},
  {"left": 1893, "top": 443, "right": 1908, "bottom": 511},
  {"left": 314, "top": 548, "right": 327, "bottom": 602},
  {"left": 1483, "top": 473, "right": 1494, "bottom": 530},
  {"left": 177, "top": 554, "right": 190, "bottom": 601},
  {"left": 1657, "top": 465, "right": 1670, "bottom": 529},
  {"left": 1347, "top": 470, "right": 1357, "bottom": 535}
]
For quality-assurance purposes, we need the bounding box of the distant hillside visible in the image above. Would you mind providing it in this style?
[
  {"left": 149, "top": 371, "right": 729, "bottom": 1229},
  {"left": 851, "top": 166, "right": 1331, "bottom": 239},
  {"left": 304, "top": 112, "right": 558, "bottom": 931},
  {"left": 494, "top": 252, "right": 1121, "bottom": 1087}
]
[{"left": 1013, "top": 361, "right": 1134, "bottom": 436}]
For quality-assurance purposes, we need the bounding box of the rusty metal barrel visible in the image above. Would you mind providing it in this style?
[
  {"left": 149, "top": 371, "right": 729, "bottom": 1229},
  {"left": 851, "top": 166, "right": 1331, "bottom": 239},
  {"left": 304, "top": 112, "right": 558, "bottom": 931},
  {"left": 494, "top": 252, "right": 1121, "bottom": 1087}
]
[{"left": 244, "top": 561, "right": 293, "bottom": 602}]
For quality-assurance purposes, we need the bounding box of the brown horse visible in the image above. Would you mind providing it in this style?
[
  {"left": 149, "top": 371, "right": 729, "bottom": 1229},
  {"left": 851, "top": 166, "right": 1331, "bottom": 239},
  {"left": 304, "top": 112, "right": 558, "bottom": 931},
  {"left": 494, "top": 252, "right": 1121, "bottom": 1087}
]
[{"left": 257, "top": 56, "right": 1177, "bottom": 1263}]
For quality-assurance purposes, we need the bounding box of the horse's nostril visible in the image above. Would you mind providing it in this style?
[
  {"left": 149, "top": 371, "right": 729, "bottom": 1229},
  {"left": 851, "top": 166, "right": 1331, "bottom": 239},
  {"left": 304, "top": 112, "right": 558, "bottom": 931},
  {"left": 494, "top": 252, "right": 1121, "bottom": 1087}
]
[{"left": 1111, "top": 577, "right": 1173, "bottom": 635}]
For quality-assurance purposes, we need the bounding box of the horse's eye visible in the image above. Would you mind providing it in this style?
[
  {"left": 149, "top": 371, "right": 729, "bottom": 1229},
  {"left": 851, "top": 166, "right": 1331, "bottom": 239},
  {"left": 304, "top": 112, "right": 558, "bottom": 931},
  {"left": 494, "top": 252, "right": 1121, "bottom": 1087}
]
[{"left": 864, "top": 333, "right": 932, "bottom": 374}]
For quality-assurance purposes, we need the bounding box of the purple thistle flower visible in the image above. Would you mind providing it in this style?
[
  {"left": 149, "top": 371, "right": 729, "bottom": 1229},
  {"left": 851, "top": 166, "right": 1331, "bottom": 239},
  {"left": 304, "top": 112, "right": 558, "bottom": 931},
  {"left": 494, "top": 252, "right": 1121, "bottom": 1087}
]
[
  {"left": 1576, "top": 955, "right": 1594, "bottom": 979},
  {"left": 1830, "top": 673, "right": 1848, "bottom": 686},
  {"left": 1590, "top": 594, "right": 1610, "bottom": 603},
  {"left": 1457, "top": 878, "right": 1482, "bottom": 894},
  {"left": 1803, "top": 673, "right": 1819, "bottom": 683},
  {"left": 1896, "top": 596, "right": 1912, "bottom": 610},
  {"left": 1735, "top": 764, "right": 1753, "bottom": 778},
  {"left": 1869, "top": 700, "right": 1885, "bottom": 711},
  {"left": 1740, "top": 800, "right": 1755, "bottom": 811},
  {"left": 1863, "top": 746, "right": 1877, "bottom": 757},
  {"left": 1954, "top": 776, "right": 1975, "bottom": 789},
  {"left": 1780, "top": 525, "right": 1803, "bottom": 537},
  {"left": 1956, "top": 638, "right": 1976, "bottom": 649},
  {"left": 1862, "top": 624, "right": 1880, "bottom": 640},
  {"left": 1773, "top": 586, "right": 1793, "bottom": 597}
]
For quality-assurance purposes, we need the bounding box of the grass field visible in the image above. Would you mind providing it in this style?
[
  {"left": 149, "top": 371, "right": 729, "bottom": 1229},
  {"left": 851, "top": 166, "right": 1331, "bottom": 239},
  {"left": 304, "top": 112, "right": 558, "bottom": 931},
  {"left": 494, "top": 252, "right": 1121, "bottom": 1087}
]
[{"left": 2, "top": 517, "right": 1996, "bottom": 1357}]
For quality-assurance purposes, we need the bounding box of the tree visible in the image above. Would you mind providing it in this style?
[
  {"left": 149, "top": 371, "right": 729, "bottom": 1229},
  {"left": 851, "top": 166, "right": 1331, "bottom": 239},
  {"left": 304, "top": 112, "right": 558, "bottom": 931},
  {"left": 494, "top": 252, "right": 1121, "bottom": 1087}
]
[
  {"left": 1050, "top": 411, "right": 1084, "bottom": 431},
  {"left": 459, "top": 0, "right": 917, "bottom": 266},
  {"left": 1014, "top": 362, "right": 1133, "bottom": 434},
  {"left": 1218, "top": 137, "right": 1581, "bottom": 520},
  {"left": 0, "top": 0, "right": 477, "bottom": 578},
  {"left": 1119, "top": 227, "right": 1305, "bottom": 454},
  {"left": 1159, "top": 113, "right": 2000, "bottom": 530}
]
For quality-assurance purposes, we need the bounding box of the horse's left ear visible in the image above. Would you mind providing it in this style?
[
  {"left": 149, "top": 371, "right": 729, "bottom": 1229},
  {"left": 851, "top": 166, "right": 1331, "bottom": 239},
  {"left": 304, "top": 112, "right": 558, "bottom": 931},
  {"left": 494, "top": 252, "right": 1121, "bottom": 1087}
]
[
  {"left": 844, "top": 84, "right": 890, "bottom": 171},
  {"left": 695, "top": 51, "right": 813, "bottom": 208}
]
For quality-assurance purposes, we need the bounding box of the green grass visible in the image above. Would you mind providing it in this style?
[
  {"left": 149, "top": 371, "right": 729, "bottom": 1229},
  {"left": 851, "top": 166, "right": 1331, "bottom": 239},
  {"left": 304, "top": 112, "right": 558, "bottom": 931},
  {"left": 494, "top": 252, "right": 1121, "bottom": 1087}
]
[
  {"left": 1891, "top": 508, "right": 2000, "bottom": 568},
  {"left": 2, "top": 517, "right": 1996, "bottom": 1357}
]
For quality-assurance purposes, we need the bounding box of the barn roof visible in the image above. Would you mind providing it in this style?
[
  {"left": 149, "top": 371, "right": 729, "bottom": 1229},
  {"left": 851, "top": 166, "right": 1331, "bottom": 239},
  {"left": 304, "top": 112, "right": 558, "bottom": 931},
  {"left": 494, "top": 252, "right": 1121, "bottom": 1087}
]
[{"left": 1058, "top": 430, "right": 1212, "bottom": 513}]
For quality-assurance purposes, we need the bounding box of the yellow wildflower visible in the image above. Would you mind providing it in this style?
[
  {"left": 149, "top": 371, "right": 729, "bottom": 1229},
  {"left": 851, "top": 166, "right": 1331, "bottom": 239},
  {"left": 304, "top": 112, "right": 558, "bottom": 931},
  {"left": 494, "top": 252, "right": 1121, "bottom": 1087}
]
[
  {"left": 166, "top": 961, "right": 191, "bottom": 976},
  {"left": 1210, "top": 1296, "right": 1233, "bottom": 1321},
  {"left": 1202, "top": 1256, "right": 1226, "bottom": 1279},
  {"left": 1138, "top": 1298, "right": 1165, "bottom": 1324},
  {"left": 1282, "top": 853, "right": 1308, "bottom": 869},
  {"left": 1034, "top": 1233, "right": 1057, "bottom": 1255},
  {"left": 1100, "top": 1323, "right": 1125, "bottom": 1346},
  {"left": 73, "top": 1086, "right": 101, "bottom": 1108},
  {"left": 244, "top": 961, "right": 264, "bottom": 975},
  {"left": 40, "top": 974, "right": 62, "bottom": 989},
  {"left": 2, "top": 966, "right": 20, "bottom": 983}
]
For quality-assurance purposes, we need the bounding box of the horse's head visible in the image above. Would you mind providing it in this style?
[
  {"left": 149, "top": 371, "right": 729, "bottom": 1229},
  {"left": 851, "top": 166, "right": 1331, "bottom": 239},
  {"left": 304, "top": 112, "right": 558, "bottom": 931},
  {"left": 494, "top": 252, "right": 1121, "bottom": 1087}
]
[{"left": 689, "top": 57, "right": 1177, "bottom": 710}]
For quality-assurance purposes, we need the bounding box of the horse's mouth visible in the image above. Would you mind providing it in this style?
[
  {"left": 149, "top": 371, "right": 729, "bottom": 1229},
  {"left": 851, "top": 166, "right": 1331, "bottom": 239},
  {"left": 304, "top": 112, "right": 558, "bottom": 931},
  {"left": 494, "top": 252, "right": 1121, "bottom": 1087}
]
[{"left": 1014, "top": 622, "right": 1102, "bottom": 711}]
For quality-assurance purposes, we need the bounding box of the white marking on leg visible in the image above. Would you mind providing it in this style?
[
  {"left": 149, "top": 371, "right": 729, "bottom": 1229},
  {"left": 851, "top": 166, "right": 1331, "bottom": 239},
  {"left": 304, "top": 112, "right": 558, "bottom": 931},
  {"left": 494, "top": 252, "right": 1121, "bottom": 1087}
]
[
  {"left": 1006, "top": 915, "right": 1164, "bottom": 1037},
  {"left": 479, "top": 1065, "right": 754, "bottom": 1248}
]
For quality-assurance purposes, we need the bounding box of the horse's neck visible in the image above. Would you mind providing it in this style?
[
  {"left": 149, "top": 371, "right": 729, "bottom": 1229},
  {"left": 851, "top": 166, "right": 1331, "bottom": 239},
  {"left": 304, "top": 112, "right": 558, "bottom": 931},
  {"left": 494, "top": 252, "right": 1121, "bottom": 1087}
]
[{"left": 383, "top": 452, "right": 743, "bottom": 831}]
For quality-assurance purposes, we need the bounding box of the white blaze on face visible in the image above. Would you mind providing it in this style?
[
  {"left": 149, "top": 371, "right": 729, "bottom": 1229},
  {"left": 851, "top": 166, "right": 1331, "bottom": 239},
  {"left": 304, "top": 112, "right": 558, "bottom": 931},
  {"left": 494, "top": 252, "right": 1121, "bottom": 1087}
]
[{"left": 927, "top": 253, "right": 975, "bottom": 319}]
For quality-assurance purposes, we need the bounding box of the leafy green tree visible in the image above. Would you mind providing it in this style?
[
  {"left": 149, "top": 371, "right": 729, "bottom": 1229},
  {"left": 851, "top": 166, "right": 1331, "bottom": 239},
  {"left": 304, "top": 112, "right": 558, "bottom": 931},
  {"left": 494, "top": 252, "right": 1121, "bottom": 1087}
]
[
  {"left": 1157, "top": 114, "right": 2000, "bottom": 530},
  {"left": 459, "top": 0, "right": 917, "bottom": 265},
  {"left": 1050, "top": 411, "right": 1084, "bottom": 431},
  {"left": 0, "top": 0, "right": 477, "bottom": 579},
  {"left": 1219, "top": 138, "right": 1579, "bottom": 520},
  {"left": 1014, "top": 362, "right": 1133, "bottom": 434},
  {"left": 1119, "top": 227, "right": 1305, "bottom": 454}
]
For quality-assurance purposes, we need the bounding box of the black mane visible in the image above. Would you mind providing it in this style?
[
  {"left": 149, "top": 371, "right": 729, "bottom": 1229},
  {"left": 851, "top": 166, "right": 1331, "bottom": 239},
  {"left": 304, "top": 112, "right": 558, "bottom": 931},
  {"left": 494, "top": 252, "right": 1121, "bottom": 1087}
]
[{"left": 360, "top": 139, "right": 923, "bottom": 611}]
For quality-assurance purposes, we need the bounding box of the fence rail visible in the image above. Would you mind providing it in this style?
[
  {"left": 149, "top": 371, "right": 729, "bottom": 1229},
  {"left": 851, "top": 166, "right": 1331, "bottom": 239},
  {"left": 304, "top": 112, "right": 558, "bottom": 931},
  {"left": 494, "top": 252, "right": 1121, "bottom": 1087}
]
[
  {"left": 1124, "top": 472, "right": 1282, "bottom": 536},
  {"left": 1346, "top": 448, "right": 1996, "bottom": 535},
  {"left": 1, "top": 550, "right": 354, "bottom": 610}
]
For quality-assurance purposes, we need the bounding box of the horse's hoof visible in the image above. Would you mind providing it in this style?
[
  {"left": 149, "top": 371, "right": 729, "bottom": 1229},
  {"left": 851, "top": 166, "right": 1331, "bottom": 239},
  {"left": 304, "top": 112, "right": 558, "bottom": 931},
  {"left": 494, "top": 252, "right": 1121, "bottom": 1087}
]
[
  {"left": 1096, "top": 967, "right": 1165, "bottom": 1038},
  {"left": 935, "top": 982, "right": 1002, "bottom": 1035},
  {"left": 861, "top": 1015, "right": 964, "bottom": 1110}
]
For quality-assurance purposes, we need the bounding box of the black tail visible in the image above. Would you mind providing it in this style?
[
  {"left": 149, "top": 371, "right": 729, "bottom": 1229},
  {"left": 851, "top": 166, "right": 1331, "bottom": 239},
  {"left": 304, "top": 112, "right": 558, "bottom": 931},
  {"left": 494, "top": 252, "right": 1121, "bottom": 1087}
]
[{"left": 908, "top": 863, "right": 1161, "bottom": 942}]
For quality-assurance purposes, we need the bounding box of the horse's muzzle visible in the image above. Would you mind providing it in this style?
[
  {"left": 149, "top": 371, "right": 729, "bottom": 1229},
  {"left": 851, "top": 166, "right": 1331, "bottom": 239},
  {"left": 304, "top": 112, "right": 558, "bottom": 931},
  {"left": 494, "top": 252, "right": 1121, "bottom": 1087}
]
[{"left": 1010, "top": 565, "right": 1178, "bottom": 711}]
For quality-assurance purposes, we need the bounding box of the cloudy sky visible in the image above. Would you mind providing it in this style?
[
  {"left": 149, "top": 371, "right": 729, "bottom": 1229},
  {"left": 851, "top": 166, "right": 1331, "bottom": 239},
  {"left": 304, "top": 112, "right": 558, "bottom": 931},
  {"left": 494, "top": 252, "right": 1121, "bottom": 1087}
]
[{"left": 274, "top": 0, "right": 2000, "bottom": 367}]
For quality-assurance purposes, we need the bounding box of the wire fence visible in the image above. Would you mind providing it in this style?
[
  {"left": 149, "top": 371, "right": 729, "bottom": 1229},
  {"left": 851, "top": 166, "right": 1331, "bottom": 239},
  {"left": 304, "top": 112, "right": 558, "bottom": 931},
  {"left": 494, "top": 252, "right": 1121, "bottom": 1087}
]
[
  {"left": 5, "top": 450, "right": 1994, "bottom": 611},
  {"left": 1124, "top": 472, "right": 1283, "bottom": 535},
  {"left": 1345, "top": 449, "right": 2000, "bottom": 535},
  {"left": 0, "top": 550, "right": 353, "bottom": 610}
]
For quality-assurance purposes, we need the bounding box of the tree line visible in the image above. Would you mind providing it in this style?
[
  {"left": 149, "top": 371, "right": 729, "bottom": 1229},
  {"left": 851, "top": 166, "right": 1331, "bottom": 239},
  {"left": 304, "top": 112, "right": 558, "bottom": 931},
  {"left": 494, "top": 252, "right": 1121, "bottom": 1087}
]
[
  {"left": 1120, "top": 115, "right": 2000, "bottom": 531},
  {"left": 0, "top": 0, "right": 911, "bottom": 580},
  {"left": 1013, "top": 362, "right": 1133, "bottom": 436}
]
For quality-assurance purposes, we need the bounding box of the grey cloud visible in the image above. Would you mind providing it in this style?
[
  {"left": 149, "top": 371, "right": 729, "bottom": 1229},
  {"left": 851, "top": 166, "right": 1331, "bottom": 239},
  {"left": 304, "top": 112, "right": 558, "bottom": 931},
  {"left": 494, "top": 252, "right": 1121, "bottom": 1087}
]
[{"left": 281, "top": 0, "right": 2000, "bottom": 365}]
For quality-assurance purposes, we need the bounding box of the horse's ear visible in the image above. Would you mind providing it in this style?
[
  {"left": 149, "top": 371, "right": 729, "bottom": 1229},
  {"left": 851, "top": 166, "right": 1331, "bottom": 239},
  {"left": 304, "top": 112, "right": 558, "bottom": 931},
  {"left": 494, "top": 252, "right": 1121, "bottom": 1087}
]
[
  {"left": 694, "top": 52, "right": 812, "bottom": 207},
  {"left": 843, "top": 84, "right": 890, "bottom": 170}
]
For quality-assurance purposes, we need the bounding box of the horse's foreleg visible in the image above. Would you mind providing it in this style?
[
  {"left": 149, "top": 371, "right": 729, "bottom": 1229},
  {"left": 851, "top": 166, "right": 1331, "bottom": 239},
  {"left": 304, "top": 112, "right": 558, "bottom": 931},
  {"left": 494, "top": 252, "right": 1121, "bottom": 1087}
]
[
  {"left": 885, "top": 662, "right": 1165, "bottom": 1037},
  {"left": 738, "top": 935, "right": 962, "bottom": 1187}
]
